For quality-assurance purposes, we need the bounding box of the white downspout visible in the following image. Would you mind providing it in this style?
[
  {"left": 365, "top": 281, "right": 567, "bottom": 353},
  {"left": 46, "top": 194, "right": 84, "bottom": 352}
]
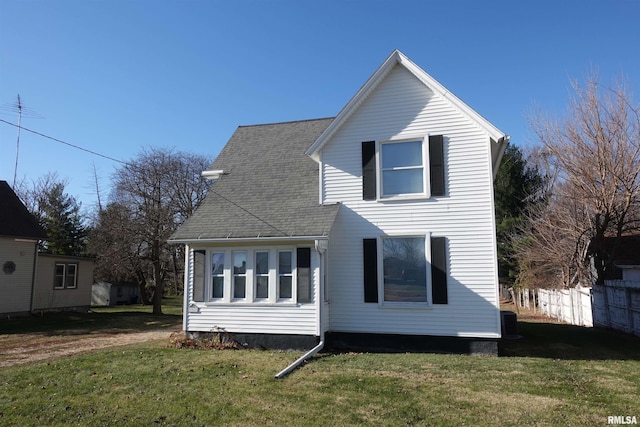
[
  {"left": 275, "top": 240, "right": 327, "bottom": 379},
  {"left": 274, "top": 336, "right": 324, "bottom": 379}
]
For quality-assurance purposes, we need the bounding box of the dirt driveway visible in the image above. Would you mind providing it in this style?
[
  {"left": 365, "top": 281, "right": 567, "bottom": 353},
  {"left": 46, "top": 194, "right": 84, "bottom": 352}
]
[{"left": 0, "top": 329, "right": 178, "bottom": 368}]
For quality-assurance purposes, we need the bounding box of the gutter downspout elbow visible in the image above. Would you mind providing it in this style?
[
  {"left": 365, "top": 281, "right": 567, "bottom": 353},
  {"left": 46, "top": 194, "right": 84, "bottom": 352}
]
[{"left": 274, "top": 337, "right": 324, "bottom": 379}]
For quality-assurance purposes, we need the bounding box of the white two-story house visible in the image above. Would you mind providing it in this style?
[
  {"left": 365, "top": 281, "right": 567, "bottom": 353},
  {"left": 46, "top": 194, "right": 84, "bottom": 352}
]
[{"left": 170, "top": 50, "right": 508, "bottom": 356}]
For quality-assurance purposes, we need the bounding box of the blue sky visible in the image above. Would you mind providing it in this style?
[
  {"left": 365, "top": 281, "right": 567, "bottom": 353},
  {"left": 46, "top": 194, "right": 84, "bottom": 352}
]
[{"left": 1, "top": 0, "right": 639, "bottom": 212}]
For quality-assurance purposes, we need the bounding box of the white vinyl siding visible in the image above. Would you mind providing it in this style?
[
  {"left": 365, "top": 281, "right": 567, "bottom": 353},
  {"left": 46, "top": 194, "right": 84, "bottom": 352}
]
[
  {"left": 321, "top": 64, "right": 500, "bottom": 338},
  {"left": 0, "top": 237, "right": 37, "bottom": 314},
  {"left": 32, "top": 254, "right": 94, "bottom": 311}
]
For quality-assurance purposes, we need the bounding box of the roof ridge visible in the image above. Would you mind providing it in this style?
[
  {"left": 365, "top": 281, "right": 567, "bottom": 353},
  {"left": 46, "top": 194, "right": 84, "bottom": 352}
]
[{"left": 237, "top": 117, "right": 335, "bottom": 128}]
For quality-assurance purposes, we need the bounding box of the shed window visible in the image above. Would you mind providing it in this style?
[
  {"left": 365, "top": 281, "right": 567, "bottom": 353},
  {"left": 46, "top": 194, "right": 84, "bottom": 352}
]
[{"left": 53, "top": 263, "right": 78, "bottom": 289}]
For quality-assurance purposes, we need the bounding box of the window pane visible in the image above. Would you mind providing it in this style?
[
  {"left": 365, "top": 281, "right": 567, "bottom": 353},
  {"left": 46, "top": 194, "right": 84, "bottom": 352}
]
[
  {"left": 279, "top": 251, "right": 292, "bottom": 274},
  {"left": 211, "top": 252, "right": 224, "bottom": 275},
  {"left": 193, "top": 250, "right": 206, "bottom": 301},
  {"left": 54, "top": 264, "right": 65, "bottom": 288},
  {"left": 382, "top": 141, "right": 422, "bottom": 169},
  {"left": 297, "top": 248, "right": 311, "bottom": 303},
  {"left": 233, "top": 252, "right": 247, "bottom": 274},
  {"left": 65, "top": 264, "right": 77, "bottom": 288},
  {"left": 383, "top": 169, "right": 424, "bottom": 195},
  {"left": 234, "top": 277, "right": 246, "bottom": 298},
  {"left": 255, "top": 252, "right": 269, "bottom": 275},
  {"left": 233, "top": 252, "right": 247, "bottom": 299},
  {"left": 256, "top": 276, "right": 269, "bottom": 299},
  {"left": 212, "top": 277, "right": 224, "bottom": 299},
  {"left": 383, "top": 237, "right": 427, "bottom": 302},
  {"left": 279, "top": 276, "right": 292, "bottom": 299}
]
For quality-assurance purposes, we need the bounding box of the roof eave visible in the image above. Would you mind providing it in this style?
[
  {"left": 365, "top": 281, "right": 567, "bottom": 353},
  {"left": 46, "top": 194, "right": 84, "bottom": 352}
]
[
  {"left": 168, "top": 235, "right": 331, "bottom": 245},
  {"left": 306, "top": 50, "right": 402, "bottom": 161}
]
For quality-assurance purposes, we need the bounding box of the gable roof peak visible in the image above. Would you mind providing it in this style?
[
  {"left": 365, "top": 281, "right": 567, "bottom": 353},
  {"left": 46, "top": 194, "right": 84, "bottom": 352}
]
[{"left": 306, "top": 50, "right": 508, "bottom": 161}]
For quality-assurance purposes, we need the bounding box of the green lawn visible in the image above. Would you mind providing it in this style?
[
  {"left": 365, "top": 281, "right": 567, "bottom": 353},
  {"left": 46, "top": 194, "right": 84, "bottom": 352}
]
[
  {"left": 1, "top": 305, "right": 639, "bottom": 426},
  {"left": 0, "top": 297, "right": 183, "bottom": 335}
]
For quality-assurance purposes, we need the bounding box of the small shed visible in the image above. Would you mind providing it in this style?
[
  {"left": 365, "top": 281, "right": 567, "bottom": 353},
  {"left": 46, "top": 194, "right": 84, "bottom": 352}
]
[
  {"left": 32, "top": 254, "right": 95, "bottom": 312},
  {"left": 92, "top": 281, "right": 141, "bottom": 306}
]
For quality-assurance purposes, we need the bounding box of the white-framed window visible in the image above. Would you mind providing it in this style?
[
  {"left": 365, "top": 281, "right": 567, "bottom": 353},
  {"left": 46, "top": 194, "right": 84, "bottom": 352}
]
[
  {"left": 381, "top": 236, "right": 428, "bottom": 303},
  {"left": 363, "top": 234, "right": 448, "bottom": 306},
  {"left": 232, "top": 251, "right": 247, "bottom": 299},
  {"left": 211, "top": 252, "right": 225, "bottom": 299},
  {"left": 190, "top": 246, "right": 312, "bottom": 304},
  {"left": 53, "top": 263, "right": 78, "bottom": 289},
  {"left": 278, "top": 250, "right": 294, "bottom": 300},
  {"left": 379, "top": 139, "right": 427, "bottom": 198},
  {"left": 255, "top": 251, "right": 269, "bottom": 299}
]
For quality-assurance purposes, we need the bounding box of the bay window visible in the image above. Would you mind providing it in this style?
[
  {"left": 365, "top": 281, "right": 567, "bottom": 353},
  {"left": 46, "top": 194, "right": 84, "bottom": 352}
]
[{"left": 191, "top": 246, "right": 314, "bottom": 304}]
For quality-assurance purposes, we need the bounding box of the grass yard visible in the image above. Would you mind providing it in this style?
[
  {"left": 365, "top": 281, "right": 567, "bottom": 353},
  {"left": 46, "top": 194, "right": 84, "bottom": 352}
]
[{"left": 1, "top": 302, "right": 639, "bottom": 426}]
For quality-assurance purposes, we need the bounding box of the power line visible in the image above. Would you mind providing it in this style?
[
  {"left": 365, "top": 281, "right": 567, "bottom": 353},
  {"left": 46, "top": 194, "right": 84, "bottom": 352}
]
[{"left": 0, "top": 118, "right": 128, "bottom": 165}]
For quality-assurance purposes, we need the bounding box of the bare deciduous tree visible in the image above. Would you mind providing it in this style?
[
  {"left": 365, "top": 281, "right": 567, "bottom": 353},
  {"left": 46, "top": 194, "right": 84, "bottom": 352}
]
[
  {"left": 521, "top": 73, "right": 640, "bottom": 287},
  {"left": 89, "top": 148, "right": 211, "bottom": 313}
]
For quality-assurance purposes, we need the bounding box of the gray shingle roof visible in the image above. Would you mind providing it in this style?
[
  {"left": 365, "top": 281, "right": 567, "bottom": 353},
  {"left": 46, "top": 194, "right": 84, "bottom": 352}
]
[
  {"left": 170, "top": 118, "right": 339, "bottom": 241},
  {"left": 0, "top": 180, "right": 46, "bottom": 239}
]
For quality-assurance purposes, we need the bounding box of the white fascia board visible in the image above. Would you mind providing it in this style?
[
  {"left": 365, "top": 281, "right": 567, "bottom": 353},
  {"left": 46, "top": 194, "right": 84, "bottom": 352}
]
[
  {"left": 201, "top": 169, "right": 225, "bottom": 180},
  {"left": 168, "top": 235, "right": 330, "bottom": 245},
  {"left": 306, "top": 50, "right": 401, "bottom": 161}
]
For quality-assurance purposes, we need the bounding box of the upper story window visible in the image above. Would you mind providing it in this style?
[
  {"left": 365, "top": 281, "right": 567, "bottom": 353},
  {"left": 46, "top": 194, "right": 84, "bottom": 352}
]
[
  {"left": 380, "top": 141, "right": 425, "bottom": 197},
  {"left": 362, "top": 135, "right": 444, "bottom": 201}
]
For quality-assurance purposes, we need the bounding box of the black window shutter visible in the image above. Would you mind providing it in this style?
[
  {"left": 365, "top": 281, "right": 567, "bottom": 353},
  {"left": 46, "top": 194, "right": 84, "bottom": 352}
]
[
  {"left": 431, "top": 237, "right": 448, "bottom": 304},
  {"left": 362, "top": 141, "right": 376, "bottom": 200},
  {"left": 429, "top": 135, "right": 445, "bottom": 197},
  {"left": 193, "top": 250, "right": 206, "bottom": 302},
  {"left": 363, "top": 239, "right": 378, "bottom": 303},
  {"left": 296, "top": 248, "right": 312, "bottom": 303}
]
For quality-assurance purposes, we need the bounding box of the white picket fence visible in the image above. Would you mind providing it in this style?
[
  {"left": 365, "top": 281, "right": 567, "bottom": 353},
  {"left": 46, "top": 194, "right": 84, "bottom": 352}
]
[{"left": 538, "top": 287, "right": 593, "bottom": 327}]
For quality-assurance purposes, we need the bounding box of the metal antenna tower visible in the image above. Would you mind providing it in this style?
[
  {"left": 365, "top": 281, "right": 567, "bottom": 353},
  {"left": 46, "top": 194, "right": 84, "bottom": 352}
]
[{"left": 13, "top": 94, "right": 23, "bottom": 187}]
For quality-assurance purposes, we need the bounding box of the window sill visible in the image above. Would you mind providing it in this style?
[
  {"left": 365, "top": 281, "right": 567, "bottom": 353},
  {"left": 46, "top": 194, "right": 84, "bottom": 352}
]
[
  {"left": 201, "top": 302, "right": 303, "bottom": 308},
  {"left": 377, "top": 194, "right": 431, "bottom": 202},
  {"left": 378, "top": 302, "right": 433, "bottom": 309}
]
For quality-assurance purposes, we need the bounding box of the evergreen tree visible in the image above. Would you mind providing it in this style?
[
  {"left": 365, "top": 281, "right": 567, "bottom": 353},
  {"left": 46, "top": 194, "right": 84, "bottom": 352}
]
[
  {"left": 38, "top": 182, "right": 87, "bottom": 256},
  {"left": 494, "top": 144, "right": 544, "bottom": 285}
]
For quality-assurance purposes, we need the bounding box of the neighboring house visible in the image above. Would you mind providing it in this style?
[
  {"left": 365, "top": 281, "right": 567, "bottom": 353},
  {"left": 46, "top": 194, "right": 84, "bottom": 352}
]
[
  {"left": 606, "top": 234, "right": 640, "bottom": 282},
  {"left": 0, "top": 180, "right": 47, "bottom": 316},
  {"left": 170, "top": 50, "right": 508, "bottom": 354},
  {"left": 0, "top": 180, "right": 95, "bottom": 316},
  {"left": 92, "top": 281, "right": 141, "bottom": 306},
  {"left": 32, "top": 253, "right": 94, "bottom": 312}
]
